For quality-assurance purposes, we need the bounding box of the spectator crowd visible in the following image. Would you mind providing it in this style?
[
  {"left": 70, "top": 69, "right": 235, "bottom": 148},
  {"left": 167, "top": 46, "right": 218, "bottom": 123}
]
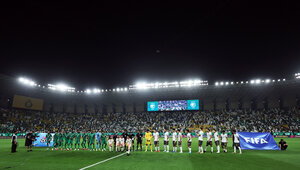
[{"left": 1, "top": 107, "right": 299, "bottom": 133}]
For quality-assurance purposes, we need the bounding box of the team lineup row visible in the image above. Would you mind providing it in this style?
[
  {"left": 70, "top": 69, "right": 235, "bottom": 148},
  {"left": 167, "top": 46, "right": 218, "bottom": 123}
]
[{"left": 42, "top": 129, "right": 242, "bottom": 155}]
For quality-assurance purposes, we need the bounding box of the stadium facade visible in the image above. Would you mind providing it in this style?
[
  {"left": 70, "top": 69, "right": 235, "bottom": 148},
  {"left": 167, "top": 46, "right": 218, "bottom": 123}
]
[{"left": 1, "top": 74, "right": 300, "bottom": 113}]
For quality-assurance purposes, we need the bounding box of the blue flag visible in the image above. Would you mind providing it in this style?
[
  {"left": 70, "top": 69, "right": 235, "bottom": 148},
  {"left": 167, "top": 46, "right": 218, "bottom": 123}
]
[
  {"left": 237, "top": 132, "right": 279, "bottom": 150},
  {"left": 33, "top": 133, "right": 54, "bottom": 147}
]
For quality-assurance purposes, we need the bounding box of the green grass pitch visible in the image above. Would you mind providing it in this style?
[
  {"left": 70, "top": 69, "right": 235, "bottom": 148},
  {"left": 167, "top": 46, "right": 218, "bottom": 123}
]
[{"left": 0, "top": 138, "right": 299, "bottom": 170}]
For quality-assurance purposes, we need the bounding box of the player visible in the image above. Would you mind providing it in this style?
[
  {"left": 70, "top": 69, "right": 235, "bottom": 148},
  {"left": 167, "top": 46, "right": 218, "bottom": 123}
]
[
  {"left": 116, "top": 135, "right": 120, "bottom": 152},
  {"left": 96, "top": 129, "right": 102, "bottom": 151},
  {"left": 204, "top": 129, "right": 213, "bottom": 153},
  {"left": 153, "top": 130, "right": 160, "bottom": 152},
  {"left": 221, "top": 130, "right": 228, "bottom": 153},
  {"left": 64, "top": 131, "right": 68, "bottom": 150},
  {"left": 232, "top": 130, "right": 242, "bottom": 154},
  {"left": 163, "top": 129, "right": 169, "bottom": 152},
  {"left": 89, "top": 130, "right": 96, "bottom": 151},
  {"left": 120, "top": 135, "right": 125, "bottom": 152},
  {"left": 74, "top": 130, "right": 81, "bottom": 151},
  {"left": 197, "top": 128, "right": 204, "bottom": 154},
  {"left": 53, "top": 131, "right": 59, "bottom": 150},
  {"left": 145, "top": 129, "right": 153, "bottom": 152},
  {"left": 108, "top": 136, "right": 114, "bottom": 152},
  {"left": 136, "top": 130, "right": 143, "bottom": 151},
  {"left": 81, "top": 131, "right": 87, "bottom": 150},
  {"left": 213, "top": 130, "right": 220, "bottom": 153},
  {"left": 101, "top": 133, "right": 107, "bottom": 151},
  {"left": 113, "top": 133, "right": 118, "bottom": 151},
  {"left": 126, "top": 136, "right": 132, "bottom": 156},
  {"left": 129, "top": 133, "right": 135, "bottom": 152},
  {"left": 122, "top": 130, "right": 128, "bottom": 151},
  {"left": 172, "top": 129, "right": 177, "bottom": 153},
  {"left": 68, "top": 131, "right": 74, "bottom": 151},
  {"left": 177, "top": 129, "right": 183, "bottom": 153},
  {"left": 46, "top": 131, "right": 52, "bottom": 150},
  {"left": 186, "top": 130, "right": 192, "bottom": 154},
  {"left": 59, "top": 131, "right": 64, "bottom": 150}
]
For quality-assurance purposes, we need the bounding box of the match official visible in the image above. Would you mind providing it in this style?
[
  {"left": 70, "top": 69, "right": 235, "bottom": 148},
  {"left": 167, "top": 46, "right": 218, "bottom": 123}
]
[{"left": 11, "top": 131, "right": 18, "bottom": 153}]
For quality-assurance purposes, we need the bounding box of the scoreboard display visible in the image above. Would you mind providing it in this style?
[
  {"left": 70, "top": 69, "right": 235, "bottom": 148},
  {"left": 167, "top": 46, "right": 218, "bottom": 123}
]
[{"left": 147, "top": 99, "right": 199, "bottom": 111}]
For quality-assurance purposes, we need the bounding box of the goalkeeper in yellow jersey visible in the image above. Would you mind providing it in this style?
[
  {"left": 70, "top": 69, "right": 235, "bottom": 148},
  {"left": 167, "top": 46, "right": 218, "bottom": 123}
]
[{"left": 145, "top": 129, "right": 153, "bottom": 152}]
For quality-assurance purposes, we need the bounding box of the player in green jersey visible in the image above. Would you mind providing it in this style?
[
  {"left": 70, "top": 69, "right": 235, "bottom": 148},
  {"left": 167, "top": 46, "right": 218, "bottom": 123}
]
[
  {"left": 81, "top": 132, "right": 87, "bottom": 150},
  {"left": 64, "top": 131, "right": 69, "bottom": 150},
  {"left": 46, "top": 131, "right": 52, "bottom": 150},
  {"left": 74, "top": 131, "right": 81, "bottom": 151},
  {"left": 100, "top": 133, "right": 107, "bottom": 151},
  {"left": 86, "top": 130, "right": 91, "bottom": 150},
  {"left": 53, "top": 132, "right": 59, "bottom": 150},
  {"left": 59, "top": 131, "right": 64, "bottom": 150},
  {"left": 68, "top": 131, "right": 74, "bottom": 151},
  {"left": 89, "top": 130, "right": 96, "bottom": 151}
]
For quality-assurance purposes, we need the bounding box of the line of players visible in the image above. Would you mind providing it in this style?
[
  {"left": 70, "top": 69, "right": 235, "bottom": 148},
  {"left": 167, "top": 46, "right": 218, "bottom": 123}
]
[
  {"left": 147, "top": 128, "right": 242, "bottom": 154},
  {"left": 47, "top": 130, "right": 109, "bottom": 151},
  {"left": 46, "top": 129, "right": 242, "bottom": 155}
]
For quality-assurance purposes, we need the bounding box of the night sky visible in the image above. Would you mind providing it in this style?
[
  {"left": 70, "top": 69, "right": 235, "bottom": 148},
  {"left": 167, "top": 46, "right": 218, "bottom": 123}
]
[{"left": 1, "top": 1, "right": 300, "bottom": 89}]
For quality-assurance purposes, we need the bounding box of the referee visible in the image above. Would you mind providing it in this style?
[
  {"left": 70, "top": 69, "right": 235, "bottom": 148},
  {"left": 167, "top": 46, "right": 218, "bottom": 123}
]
[{"left": 11, "top": 131, "right": 18, "bottom": 153}]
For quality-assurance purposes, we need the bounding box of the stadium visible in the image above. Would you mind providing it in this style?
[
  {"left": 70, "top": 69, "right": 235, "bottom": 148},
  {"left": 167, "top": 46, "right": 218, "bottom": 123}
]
[
  {"left": 1, "top": 1, "right": 300, "bottom": 170},
  {"left": 1, "top": 73, "right": 300, "bottom": 169}
]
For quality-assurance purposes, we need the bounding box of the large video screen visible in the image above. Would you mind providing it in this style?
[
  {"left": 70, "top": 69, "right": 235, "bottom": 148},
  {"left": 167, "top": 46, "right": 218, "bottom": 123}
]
[{"left": 147, "top": 99, "right": 199, "bottom": 111}]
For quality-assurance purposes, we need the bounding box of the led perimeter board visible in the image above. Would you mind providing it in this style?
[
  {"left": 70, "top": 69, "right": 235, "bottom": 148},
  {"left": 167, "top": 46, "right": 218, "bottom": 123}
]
[{"left": 147, "top": 99, "right": 199, "bottom": 111}]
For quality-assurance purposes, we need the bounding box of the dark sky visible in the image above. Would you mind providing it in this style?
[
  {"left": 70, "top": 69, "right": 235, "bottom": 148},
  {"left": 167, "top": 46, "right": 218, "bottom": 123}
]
[{"left": 1, "top": 1, "right": 300, "bottom": 89}]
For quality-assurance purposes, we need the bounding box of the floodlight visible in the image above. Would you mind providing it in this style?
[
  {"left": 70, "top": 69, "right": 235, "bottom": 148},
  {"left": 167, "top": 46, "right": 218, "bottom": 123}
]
[
  {"left": 124, "top": 88, "right": 128, "bottom": 91},
  {"left": 86, "top": 89, "right": 91, "bottom": 94},
  {"left": 255, "top": 79, "right": 261, "bottom": 84},
  {"left": 113, "top": 89, "right": 115, "bottom": 91},
  {"left": 241, "top": 81, "right": 244, "bottom": 84},
  {"left": 278, "top": 79, "right": 281, "bottom": 82},
  {"left": 272, "top": 80, "right": 275, "bottom": 82},
  {"left": 265, "top": 79, "right": 271, "bottom": 83},
  {"left": 18, "top": 77, "right": 24, "bottom": 82},
  {"left": 231, "top": 82, "right": 234, "bottom": 85},
  {"left": 116, "top": 88, "right": 120, "bottom": 92},
  {"left": 283, "top": 79, "right": 286, "bottom": 81},
  {"left": 215, "top": 82, "right": 219, "bottom": 86},
  {"left": 136, "top": 82, "right": 148, "bottom": 89},
  {"left": 250, "top": 80, "right": 255, "bottom": 84},
  {"left": 93, "top": 88, "right": 99, "bottom": 93},
  {"left": 225, "top": 82, "right": 229, "bottom": 85},
  {"left": 220, "top": 82, "right": 224, "bottom": 86}
]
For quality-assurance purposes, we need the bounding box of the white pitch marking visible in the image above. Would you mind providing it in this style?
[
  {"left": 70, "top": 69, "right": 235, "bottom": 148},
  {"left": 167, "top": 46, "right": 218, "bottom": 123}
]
[{"left": 79, "top": 153, "right": 126, "bottom": 170}]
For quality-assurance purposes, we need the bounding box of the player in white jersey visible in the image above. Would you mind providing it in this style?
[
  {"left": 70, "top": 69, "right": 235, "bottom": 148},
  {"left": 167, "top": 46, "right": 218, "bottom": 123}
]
[
  {"left": 232, "top": 130, "right": 242, "bottom": 154},
  {"left": 163, "top": 129, "right": 169, "bottom": 152},
  {"left": 108, "top": 136, "right": 114, "bottom": 152},
  {"left": 204, "top": 129, "right": 213, "bottom": 153},
  {"left": 220, "top": 130, "right": 228, "bottom": 153},
  {"left": 116, "top": 135, "right": 121, "bottom": 152},
  {"left": 153, "top": 130, "right": 160, "bottom": 152},
  {"left": 197, "top": 128, "right": 204, "bottom": 154},
  {"left": 120, "top": 136, "right": 125, "bottom": 152},
  {"left": 172, "top": 129, "right": 177, "bottom": 153},
  {"left": 213, "top": 130, "right": 220, "bottom": 153},
  {"left": 186, "top": 130, "right": 192, "bottom": 154},
  {"left": 126, "top": 136, "right": 132, "bottom": 156},
  {"left": 177, "top": 129, "right": 183, "bottom": 153}
]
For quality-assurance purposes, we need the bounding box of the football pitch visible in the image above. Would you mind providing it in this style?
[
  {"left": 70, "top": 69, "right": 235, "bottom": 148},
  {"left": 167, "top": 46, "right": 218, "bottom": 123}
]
[{"left": 0, "top": 138, "right": 299, "bottom": 170}]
